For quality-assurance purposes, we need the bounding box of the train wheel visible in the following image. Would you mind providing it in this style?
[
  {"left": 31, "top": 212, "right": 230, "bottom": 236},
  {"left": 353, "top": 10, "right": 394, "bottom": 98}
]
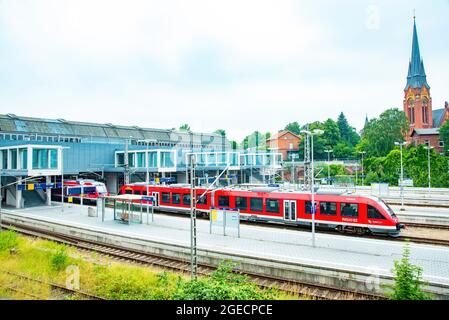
[
  {"left": 356, "top": 227, "right": 366, "bottom": 235},
  {"left": 336, "top": 226, "right": 344, "bottom": 233}
]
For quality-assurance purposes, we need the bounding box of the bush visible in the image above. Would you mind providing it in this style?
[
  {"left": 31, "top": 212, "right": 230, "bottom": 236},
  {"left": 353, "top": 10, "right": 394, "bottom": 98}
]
[
  {"left": 388, "top": 244, "right": 431, "bottom": 300},
  {"left": 51, "top": 248, "right": 69, "bottom": 271},
  {"left": 0, "top": 230, "right": 19, "bottom": 251},
  {"left": 173, "top": 261, "right": 279, "bottom": 300}
]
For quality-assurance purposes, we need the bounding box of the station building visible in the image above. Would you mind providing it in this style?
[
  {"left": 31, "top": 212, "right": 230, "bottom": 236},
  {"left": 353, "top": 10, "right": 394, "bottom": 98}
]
[{"left": 0, "top": 113, "right": 282, "bottom": 208}]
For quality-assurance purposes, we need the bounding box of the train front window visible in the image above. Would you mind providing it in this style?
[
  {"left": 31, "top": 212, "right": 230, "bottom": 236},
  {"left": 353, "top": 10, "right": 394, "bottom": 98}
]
[
  {"left": 161, "top": 192, "right": 170, "bottom": 204},
  {"left": 125, "top": 189, "right": 132, "bottom": 195},
  {"left": 172, "top": 193, "right": 181, "bottom": 204},
  {"left": 380, "top": 200, "right": 397, "bottom": 218},
  {"left": 340, "top": 203, "right": 359, "bottom": 218},
  {"left": 266, "top": 199, "right": 280, "bottom": 213},
  {"left": 250, "top": 198, "right": 263, "bottom": 212},
  {"left": 320, "top": 202, "right": 337, "bottom": 216},
  {"left": 368, "top": 205, "right": 386, "bottom": 220},
  {"left": 235, "top": 197, "right": 247, "bottom": 210},
  {"left": 218, "top": 196, "right": 229, "bottom": 207}
]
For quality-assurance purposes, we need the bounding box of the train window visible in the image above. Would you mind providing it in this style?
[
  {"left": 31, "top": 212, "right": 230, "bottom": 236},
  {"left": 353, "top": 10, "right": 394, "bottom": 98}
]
[
  {"left": 161, "top": 192, "right": 170, "bottom": 204},
  {"left": 320, "top": 202, "right": 337, "bottom": 216},
  {"left": 172, "top": 193, "right": 181, "bottom": 204},
  {"left": 235, "top": 197, "right": 248, "bottom": 210},
  {"left": 368, "top": 205, "right": 385, "bottom": 219},
  {"left": 197, "top": 193, "right": 208, "bottom": 205},
  {"left": 250, "top": 198, "right": 263, "bottom": 212},
  {"left": 125, "top": 189, "right": 132, "bottom": 195},
  {"left": 266, "top": 199, "right": 279, "bottom": 213},
  {"left": 305, "top": 201, "right": 317, "bottom": 214},
  {"left": 340, "top": 203, "right": 359, "bottom": 217},
  {"left": 218, "top": 196, "right": 230, "bottom": 207},
  {"left": 133, "top": 190, "right": 142, "bottom": 195},
  {"left": 183, "top": 194, "right": 191, "bottom": 205}
]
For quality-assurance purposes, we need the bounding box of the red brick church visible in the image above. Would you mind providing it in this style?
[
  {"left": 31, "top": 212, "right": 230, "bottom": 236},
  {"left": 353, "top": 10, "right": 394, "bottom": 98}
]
[{"left": 403, "top": 18, "right": 448, "bottom": 153}]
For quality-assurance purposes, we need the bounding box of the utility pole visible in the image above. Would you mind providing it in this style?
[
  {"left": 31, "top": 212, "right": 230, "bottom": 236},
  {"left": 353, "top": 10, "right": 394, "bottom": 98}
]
[
  {"left": 303, "top": 126, "right": 312, "bottom": 191},
  {"left": 395, "top": 141, "right": 406, "bottom": 210},
  {"left": 124, "top": 138, "right": 130, "bottom": 185},
  {"left": 189, "top": 154, "right": 197, "bottom": 279},
  {"left": 358, "top": 151, "right": 366, "bottom": 186},
  {"left": 325, "top": 149, "right": 333, "bottom": 185},
  {"left": 425, "top": 145, "right": 433, "bottom": 193}
]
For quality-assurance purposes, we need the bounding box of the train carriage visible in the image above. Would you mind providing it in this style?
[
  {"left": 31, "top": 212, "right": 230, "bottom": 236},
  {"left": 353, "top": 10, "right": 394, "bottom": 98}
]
[{"left": 119, "top": 183, "right": 404, "bottom": 237}]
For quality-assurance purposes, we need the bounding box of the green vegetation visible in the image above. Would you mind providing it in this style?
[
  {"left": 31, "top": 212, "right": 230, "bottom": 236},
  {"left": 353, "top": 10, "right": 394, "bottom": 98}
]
[
  {"left": 0, "top": 232, "right": 292, "bottom": 300},
  {"left": 439, "top": 120, "right": 449, "bottom": 155},
  {"left": 174, "top": 262, "right": 280, "bottom": 300},
  {"left": 0, "top": 230, "right": 19, "bottom": 251},
  {"left": 388, "top": 244, "right": 431, "bottom": 300}
]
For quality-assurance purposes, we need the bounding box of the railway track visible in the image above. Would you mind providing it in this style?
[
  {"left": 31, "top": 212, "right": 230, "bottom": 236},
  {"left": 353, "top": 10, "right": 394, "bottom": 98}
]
[
  {"left": 1, "top": 221, "right": 384, "bottom": 300},
  {"left": 0, "top": 269, "right": 104, "bottom": 300}
]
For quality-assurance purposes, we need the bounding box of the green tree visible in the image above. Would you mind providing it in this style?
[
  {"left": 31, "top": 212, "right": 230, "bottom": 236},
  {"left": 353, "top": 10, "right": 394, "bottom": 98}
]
[
  {"left": 284, "top": 121, "right": 301, "bottom": 135},
  {"left": 322, "top": 118, "right": 341, "bottom": 146},
  {"left": 337, "top": 112, "right": 360, "bottom": 146},
  {"left": 359, "top": 109, "right": 408, "bottom": 157},
  {"left": 388, "top": 244, "right": 431, "bottom": 300},
  {"left": 214, "top": 129, "right": 226, "bottom": 137},
  {"left": 439, "top": 120, "right": 449, "bottom": 155},
  {"left": 241, "top": 131, "right": 269, "bottom": 150},
  {"left": 179, "top": 124, "right": 191, "bottom": 131}
]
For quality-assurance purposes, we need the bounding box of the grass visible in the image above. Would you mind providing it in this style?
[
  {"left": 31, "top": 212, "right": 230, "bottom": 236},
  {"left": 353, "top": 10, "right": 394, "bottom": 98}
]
[{"left": 0, "top": 231, "right": 296, "bottom": 300}]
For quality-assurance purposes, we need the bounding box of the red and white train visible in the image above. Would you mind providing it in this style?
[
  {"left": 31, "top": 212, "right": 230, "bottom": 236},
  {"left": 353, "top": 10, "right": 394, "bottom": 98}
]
[
  {"left": 119, "top": 183, "right": 404, "bottom": 237},
  {"left": 53, "top": 179, "right": 109, "bottom": 203}
]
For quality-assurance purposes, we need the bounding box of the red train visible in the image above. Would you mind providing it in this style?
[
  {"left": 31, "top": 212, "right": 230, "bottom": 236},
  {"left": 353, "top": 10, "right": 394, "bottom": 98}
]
[{"left": 119, "top": 183, "right": 404, "bottom": 237}]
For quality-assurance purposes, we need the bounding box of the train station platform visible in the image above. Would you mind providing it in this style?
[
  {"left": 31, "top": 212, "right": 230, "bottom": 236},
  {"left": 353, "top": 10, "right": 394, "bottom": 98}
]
[{"left": 2, "top": 203, "right": 449, "bottom": 298}]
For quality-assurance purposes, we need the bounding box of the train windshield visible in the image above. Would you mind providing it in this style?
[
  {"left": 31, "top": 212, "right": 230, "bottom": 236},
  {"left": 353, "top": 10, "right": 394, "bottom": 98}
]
[
  {"left": 379, "top": 200, "right": 397, "bottom": 218},
  {"left": 96, "top": 185, "right": 108, "bottom": 194}
]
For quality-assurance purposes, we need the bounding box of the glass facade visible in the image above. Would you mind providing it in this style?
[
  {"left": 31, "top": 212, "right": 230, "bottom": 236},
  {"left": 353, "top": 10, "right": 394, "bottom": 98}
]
[
  {"left": 160, "top": 151, "right": 174, "bottom": 168},
  {"left": 148, "top": 152, "right": 157, "bottom": 167},
  {"left": 32, "top": 148, "right": 58, "bottom": 170},
  {"left": 1, "top": 150, "right": 7, "bottom": 169},
  {"left": 9, "top": 149, "right": 17, "bottom": 169},
  {"left": 50, "top": 149, "right": 58, "bottom": 169},
  {"left": 20, "top": 149, "right": 27, "bottom": 169},
  {"left": 136, "top": 152, "right": 145, "bottom": 168},
  {"left": 116, "top": 153, "right": 124, "bottom": 166}
]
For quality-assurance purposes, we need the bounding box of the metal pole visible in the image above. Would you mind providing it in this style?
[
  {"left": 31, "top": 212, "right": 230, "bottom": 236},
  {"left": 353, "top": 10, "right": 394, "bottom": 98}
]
[
  {"left": 428, "top": 146, "right": 431, "bottom": 193},
  {"left": 61, "top": 149, "right": 64, "bottom": 212},
  {"left": 311, "top": 134, "right": 316, "bottom": 248},
  {"left": 190, "top": 154, "right": 197, "bottom": 279},
  {"left": 400, "top": 144, "right": 404, "bottom": 210},
  {"left": 361, "top": 153, "right": 365, "bottom": 186},
  {"left": 146, "top": 141, "right": 149, "bottom": 219}
]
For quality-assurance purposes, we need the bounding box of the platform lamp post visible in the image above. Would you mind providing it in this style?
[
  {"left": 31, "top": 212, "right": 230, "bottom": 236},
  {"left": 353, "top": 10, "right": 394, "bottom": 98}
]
[
  {"left": 301, "top": 129, "right": 324, "bottom": 248},
  {"left": 324, "top": 149, "right": 333, "bottom": 185},
  {"left": 357, "top": 151, "right": 366, "bottom": 186},
  {"left": 60, "top": 147, "right": 70, "bottom": 213},
  {"left": 424, "top": 145, "right": 434, "bottom": 194},
  {"left": 138, "top": 139, "right": 156, "bottom": 218},
  {"left": 395, "top": 141, "right": 407, "bottom": 211}
]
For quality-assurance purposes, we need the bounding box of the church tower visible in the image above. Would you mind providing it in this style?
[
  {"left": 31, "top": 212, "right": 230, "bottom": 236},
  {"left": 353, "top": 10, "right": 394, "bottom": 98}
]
[{"left": 403, "top": 17, "right": 432, "bottom": 134}]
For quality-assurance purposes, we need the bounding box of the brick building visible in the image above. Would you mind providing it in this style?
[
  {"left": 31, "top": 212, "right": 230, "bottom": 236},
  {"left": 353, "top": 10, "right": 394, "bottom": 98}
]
[
  {"left": 266, "top": 131, "right": 301, "bottom": 161},
  {"left": 403, "top": 18, "right": 448, "bottom": 153}
]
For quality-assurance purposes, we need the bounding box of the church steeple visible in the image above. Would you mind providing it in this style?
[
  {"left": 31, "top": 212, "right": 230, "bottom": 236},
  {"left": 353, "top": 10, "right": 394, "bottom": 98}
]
[{"left": 405, "top": 17, "right": 430, "bottom": 90}]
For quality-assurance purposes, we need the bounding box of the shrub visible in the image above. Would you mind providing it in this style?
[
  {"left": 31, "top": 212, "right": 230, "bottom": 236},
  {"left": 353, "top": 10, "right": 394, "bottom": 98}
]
[
  {"left": 173, "top": 261, "right": 279, "bottom": 300},
  {"left": 0, "top": 230, "right": 19, "bottom": 251},
  {"left": 388, "top": 244, "right": 431, "bottom": 300},
  {"left": 51, "top": 248, "right": 69, "bottom": 271}
]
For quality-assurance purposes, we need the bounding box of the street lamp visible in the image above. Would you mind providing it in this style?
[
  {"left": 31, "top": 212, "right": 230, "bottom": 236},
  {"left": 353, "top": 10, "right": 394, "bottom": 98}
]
[
  {"left": 358, "top": 151, "right": 366, "bottom": 186},
  {"left": 395, "top": 141, "right": 407, "bottom": 211},
  {"left": 424, "top": 145, "right": 434, "bottom": 193},
  {"left": 300, "top": 128, "right": 324, "bottom": 248},
  {"left": 138, "top": 139, "right": 156, "bottom": 219},
  {"left": 324, "top": 149, "right": 333, "bottom": 185}
]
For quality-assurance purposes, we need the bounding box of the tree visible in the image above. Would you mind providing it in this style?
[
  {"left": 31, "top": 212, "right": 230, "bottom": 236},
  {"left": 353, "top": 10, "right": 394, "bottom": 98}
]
[
  {"left": 240, "top": 131, "right": 269, "bottom": 150},
  {"left": 284, "top": 122, "right": 301, "bottom": 135},
  {"left": 388, "top": 244, "right": 431, "bottom": 300},
  {"left": 179, "top": 124, "right": 191, "bottom": 131},
  {"left": 322, "top": 119, "right": 341, "bottom": 146},
  {"left": 337, "top": 112, "right": 360, "bottom": 146},
  {"left": 214, "top": 129, "right": 226, "bottom": 137},
  {"left": 439, "top": 120, "right": 449, "bottom": 155},
  {"left": 359, "top": 109, "right": 408, "bottom": 157}
]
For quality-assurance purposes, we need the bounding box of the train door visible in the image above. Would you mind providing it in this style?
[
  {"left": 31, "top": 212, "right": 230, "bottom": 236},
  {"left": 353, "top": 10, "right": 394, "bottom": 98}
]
[
  {"left": 283, "top": 200, "right": 297, "bottom": 222},
  {"left": 152, "top": 192, "right": 159, "bottom": 207}
]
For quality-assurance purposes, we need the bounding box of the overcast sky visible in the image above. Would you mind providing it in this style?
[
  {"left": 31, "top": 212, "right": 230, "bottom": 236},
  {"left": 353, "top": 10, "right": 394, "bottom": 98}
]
[{"left": 0, "top": 0, "right": 448, "bottom": 142}]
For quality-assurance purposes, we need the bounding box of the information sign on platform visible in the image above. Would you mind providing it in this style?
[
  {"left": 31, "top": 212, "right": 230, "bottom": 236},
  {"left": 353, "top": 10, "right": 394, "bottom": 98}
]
[{"left": 210, "top": 208, "right": 240, "bottom": 237}]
